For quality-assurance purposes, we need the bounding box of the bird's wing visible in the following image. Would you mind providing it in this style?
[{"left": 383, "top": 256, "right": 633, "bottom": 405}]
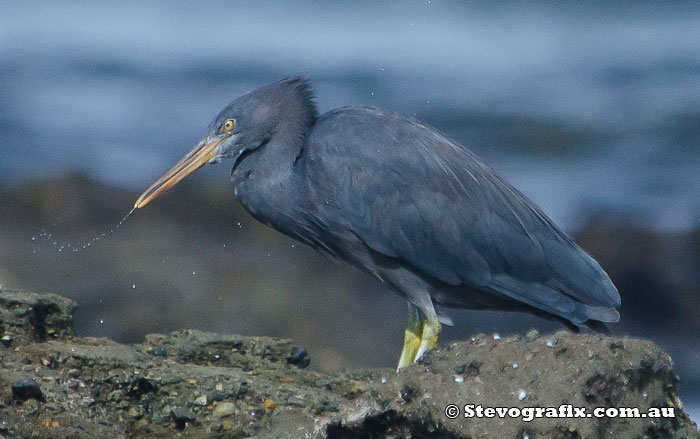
[{"left": 307, "top": 107, "right": 619, "bottom": 323}]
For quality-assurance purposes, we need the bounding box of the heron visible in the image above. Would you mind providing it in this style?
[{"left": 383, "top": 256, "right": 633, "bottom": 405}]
[{"left": 134, "top": 77, "right": 620, "bottom": 369}]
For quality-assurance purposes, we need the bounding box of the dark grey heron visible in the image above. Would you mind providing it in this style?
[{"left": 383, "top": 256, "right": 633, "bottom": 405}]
[{"left": 134, "top": 77, "right": 620, "bottom": 369}]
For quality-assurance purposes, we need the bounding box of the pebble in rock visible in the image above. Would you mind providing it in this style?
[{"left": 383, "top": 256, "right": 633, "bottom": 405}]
[
  {"left": 170, "top": 407, "right": 195, "bottom": 429},
  {"left": 12, "top": 378, "right": 43, "bottom": 401},
  {"left": 287, "top": 345, "right": 311, "bottom": 368},
  {"left": 213, "top": 401, "right": 236, "bottom": 418},
  {"left": 525, "top": 329, "right": 540, "bottom": 341}
]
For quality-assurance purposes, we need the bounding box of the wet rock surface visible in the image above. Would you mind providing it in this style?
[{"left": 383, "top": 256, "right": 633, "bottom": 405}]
[
  {"left": 0, "top": 288, "right": 697, "bottom": 439},
  {"left": 11, "top": 378, "right": 43, "bottom": 402}
]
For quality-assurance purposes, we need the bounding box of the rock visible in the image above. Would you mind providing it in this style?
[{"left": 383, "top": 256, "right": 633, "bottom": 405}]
[
  {"left": 208, "top": 390, "right": 227, "bottom": 402},
  {"left": 0, "top": 288, "right": 75, "bottom": 345},
  {"left": 399, "top": 384, "right": 419, "bottom": 403},
  {"left": 213, "top": 402, "right": 236, "bottom": 418},
  {"left": 129, "top": 405, "right": 146, "bottom": 419},
  {"left": 11, "top": 378, "right": 43, "bottom": 401},
  {"left": 287, "top": 345, "right": 311, "bottom": 368},
  {"left": 170, "top": 407, "right": 195, "bottom": 428},
  {"left": 0, "top": 288, "right": 697, "bottom": 438},
  {"left": 525, "top": 328, "right": 540, "bottom": 341},
  {"left": 264, "top": 398, "right": 276, "bottom": 413},
  {"left": 151, "top": 346, "right": 167, "bottom": 356}
]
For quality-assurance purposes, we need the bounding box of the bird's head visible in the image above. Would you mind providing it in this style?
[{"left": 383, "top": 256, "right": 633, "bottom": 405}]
[{"left": 133, "top": 77, "right": 316, "bottom": 209}]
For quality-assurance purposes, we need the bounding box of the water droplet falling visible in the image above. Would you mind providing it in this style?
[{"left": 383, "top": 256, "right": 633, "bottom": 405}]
[{"left": 33, "top": 207, "right": 136, "bottom": 254}]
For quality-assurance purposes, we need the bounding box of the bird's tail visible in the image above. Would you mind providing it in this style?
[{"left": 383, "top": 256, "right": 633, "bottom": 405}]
[{"left": 584, "top": 304, "right": 620, "bottom": 323}]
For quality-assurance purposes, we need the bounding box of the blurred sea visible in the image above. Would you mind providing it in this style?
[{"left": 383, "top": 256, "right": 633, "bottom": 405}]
[{"left": 1, "top": 1, "right": 699, "bottom": 232}]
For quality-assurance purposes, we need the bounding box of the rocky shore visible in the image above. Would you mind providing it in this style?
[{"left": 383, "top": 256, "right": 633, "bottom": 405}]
[{"left": 0, "top": 288, "right": 697, "bottom": 438}]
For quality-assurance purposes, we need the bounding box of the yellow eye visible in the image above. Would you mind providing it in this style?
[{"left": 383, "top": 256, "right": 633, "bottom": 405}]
[{"left": 223, "top": 119, "right": 235, "bottom": 133}]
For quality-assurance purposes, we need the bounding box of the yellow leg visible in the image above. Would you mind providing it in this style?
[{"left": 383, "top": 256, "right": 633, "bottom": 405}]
[
  {"left": 397, "top": 303, "right": 443, "bottom": 369},
  {"left": 397, "top": 303, "right": 422, "bottom": 369},
  {"left": 415, "top": 317, "right": 442, "bottom": 361}
]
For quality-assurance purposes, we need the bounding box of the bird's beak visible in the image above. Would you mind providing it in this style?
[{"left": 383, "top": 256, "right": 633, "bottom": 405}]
[{"left": 133, "top": 136, "right": 227, "bottom": 209}]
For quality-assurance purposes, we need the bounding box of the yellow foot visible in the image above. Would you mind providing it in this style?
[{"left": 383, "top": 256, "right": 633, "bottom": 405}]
[
  {"left": 396, "top": 305, "right": 442, "bottom": 370},
  {"left": 415, "top": 318, "right": 441, "bottom": 361},
  {"left": 397, "top": 327, "right": 422, "bottom": 369}
]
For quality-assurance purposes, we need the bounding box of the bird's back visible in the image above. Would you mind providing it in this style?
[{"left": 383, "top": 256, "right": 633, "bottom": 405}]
[{"left": 299, "top": 106, "right": 620, "bottom": 327}]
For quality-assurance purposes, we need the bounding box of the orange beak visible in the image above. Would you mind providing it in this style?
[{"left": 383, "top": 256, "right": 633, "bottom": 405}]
[{"left": 133, "top": 136, "right": 226, "bottom": 209}]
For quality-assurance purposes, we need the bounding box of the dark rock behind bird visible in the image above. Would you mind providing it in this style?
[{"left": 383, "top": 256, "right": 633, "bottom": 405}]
[{"left": 0, "top": 287, "right": 697, "bottom": 438}]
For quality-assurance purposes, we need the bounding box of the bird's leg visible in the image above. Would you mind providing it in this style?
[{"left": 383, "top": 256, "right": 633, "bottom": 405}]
[
  {"left": 414, "top": 317, "right": 442, "bottom": 362},
  {"left": 397, "top": 302, "right": 423, "bottom": 369}
]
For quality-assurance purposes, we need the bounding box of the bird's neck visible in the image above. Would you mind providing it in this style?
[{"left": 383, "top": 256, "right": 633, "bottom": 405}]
[
  {"left": 231, "top": 128, "right": 311, "bottom": 233},
  {"left": 231, "top": 80, "right": 317, "bottom": 231}
]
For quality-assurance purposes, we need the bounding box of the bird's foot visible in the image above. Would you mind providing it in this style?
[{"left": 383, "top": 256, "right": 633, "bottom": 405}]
[
  {"left": 396, "top": 317, "right": 442, "bottom": 370},
  {"left": 397, "top": 328, "right": 422, "bottom": 370},
  {"left": 414, "top": 318, "right": 441, "bottom": 362}
]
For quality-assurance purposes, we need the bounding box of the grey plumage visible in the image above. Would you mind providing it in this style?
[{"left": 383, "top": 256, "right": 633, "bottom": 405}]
[
  {"left": 136, "top": 76, "right": 621, "bottom": 363},
  {"left": 228, "top": 77, "right": 619, "bottom": 330}
]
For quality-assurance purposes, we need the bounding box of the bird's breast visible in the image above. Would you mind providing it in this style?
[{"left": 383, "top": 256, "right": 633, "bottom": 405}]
[{"left": 232, "top": 173, "right": 303, "bottom": 238}]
